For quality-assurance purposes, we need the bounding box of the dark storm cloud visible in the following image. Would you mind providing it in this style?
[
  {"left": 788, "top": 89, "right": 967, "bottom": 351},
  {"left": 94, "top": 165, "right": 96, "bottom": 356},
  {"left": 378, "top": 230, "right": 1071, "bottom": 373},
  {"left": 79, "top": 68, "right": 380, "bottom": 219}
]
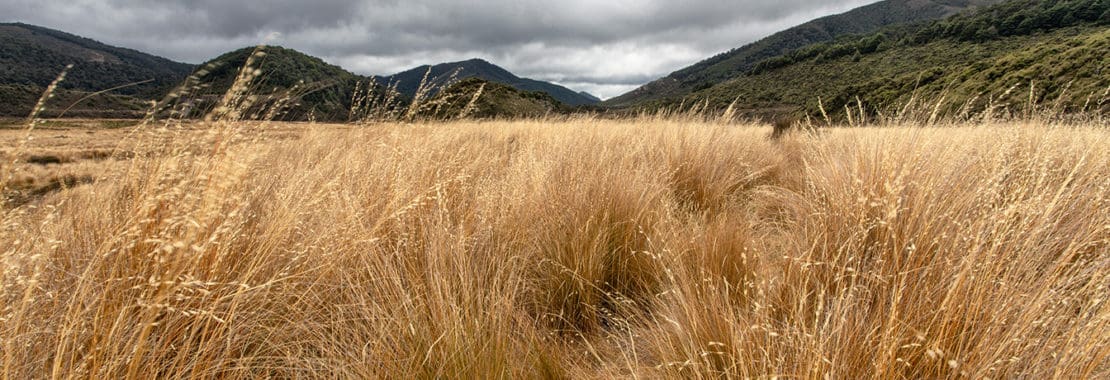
[{"left": 1, "top": 0, "right": 875, "bottom": 98}]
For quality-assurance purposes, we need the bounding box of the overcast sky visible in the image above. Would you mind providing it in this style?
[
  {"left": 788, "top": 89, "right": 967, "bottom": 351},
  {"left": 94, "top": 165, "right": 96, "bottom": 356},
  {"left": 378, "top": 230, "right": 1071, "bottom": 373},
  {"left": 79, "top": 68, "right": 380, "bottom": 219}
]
[{"left": 2, "top": 0, "right": 876, "bottom": 99}]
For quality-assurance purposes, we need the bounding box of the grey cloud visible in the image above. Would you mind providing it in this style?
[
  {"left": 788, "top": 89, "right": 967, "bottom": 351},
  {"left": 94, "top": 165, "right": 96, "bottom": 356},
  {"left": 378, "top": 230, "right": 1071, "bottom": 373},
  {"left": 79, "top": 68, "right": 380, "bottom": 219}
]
[{"left": 2, "top": 0, "right": 875, "bottom": 99}]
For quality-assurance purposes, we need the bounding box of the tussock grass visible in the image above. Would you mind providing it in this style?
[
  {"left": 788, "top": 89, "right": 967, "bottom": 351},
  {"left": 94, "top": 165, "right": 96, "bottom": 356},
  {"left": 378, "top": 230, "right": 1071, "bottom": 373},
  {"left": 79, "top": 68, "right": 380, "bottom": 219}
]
[{"left": 1, "top": 117, "right": 1107, "bottom": 378}]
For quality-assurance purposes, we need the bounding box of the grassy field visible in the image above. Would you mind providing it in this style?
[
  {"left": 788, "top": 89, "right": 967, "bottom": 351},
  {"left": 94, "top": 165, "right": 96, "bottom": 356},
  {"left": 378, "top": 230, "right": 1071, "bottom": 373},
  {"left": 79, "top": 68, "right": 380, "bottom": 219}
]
[{"left": 1, "top": 117, "right": 1107, "bottom": 378}]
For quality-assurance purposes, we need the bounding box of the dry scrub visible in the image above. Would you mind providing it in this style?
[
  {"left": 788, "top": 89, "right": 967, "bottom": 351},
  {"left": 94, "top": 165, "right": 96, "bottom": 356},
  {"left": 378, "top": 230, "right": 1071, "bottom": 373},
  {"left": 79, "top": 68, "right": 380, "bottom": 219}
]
[{"left": 1, "top": 118, "right": 1108, "bottom": 378}]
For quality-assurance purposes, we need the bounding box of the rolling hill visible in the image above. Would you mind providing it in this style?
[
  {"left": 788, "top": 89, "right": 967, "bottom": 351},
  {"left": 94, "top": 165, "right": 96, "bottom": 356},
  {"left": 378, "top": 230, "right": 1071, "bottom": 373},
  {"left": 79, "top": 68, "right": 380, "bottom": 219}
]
[
  {"left": 654, "top": 0, "right": 1110, "bottom": 120},
  {"left": 196, "top": 49, "right": 589, "bottom": 120},
  {"left": 0, "top": 23, "right": 195, "bottom": 117},
  {"left": 374, "top": 59, "right": 599, "bottom": 106},
  {"left": 0, "top": 24, "right": 588, "bottom": 120},
  {"left": 195, "top": 48, "right": 587, "bottom": 121},
  {"left": 191, "top": 46, "right": 373, "bottom": 121},
  {"left": 604, "top": 0, "right": 1004, "bottom": 107},
  {"left": 426, "top": 77, "right": 567, "bottom": 119}
]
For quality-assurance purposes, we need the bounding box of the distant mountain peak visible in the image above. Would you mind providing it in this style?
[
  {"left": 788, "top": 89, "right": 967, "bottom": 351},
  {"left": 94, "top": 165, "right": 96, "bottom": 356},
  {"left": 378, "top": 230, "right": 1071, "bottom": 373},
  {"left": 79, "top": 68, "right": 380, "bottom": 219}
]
[
  {"left": 461, "top": 57, "right": 493, "bottom": 65},
  {"left": 376, "top": 59, "right": 598, "bottom": 106}
]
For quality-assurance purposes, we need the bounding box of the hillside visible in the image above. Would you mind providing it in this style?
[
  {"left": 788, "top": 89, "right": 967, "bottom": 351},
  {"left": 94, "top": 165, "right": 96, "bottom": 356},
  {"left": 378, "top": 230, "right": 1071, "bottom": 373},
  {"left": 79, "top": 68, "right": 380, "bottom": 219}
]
[
  {"left": 0, "top": 23, "right": 194, "bottom": 117},
  {"left": 427, "top": 77, "right": 566, "bottom": 118},
  {"left": 664, "top": 0, "right": 1110, "bottom": 120},
  {"left": 604, "top": 0, "right": 1004, "bottom": 107},
  {"left": 195, "top": 46, "right": 374, "bottom": 121},
  {"left": 196, "top": 49, "right": 577, "bottom": 121},
  {"left": 0, "top": 84, "right": 151, "bottom": 119},
  {"left": 0, "top": 24, "right": 583, "bottom": 120},
  {"left": 375, "top": 59, "right": 599, "bottom": 106}
]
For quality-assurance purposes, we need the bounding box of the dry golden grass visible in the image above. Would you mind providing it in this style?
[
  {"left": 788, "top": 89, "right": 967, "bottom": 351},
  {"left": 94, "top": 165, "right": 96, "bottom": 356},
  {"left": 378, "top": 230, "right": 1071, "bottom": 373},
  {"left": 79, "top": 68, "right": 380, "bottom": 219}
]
[{"left": 0, "top": 117, "right": 1107, "bottom": 379}]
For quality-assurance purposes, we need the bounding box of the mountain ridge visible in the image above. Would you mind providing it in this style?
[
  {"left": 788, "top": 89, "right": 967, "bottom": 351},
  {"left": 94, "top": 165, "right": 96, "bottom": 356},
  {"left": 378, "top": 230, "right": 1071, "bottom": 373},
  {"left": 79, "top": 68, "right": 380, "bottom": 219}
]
[
  {"left": 0, "top": 23, "right": 594, "bottom": 119},
  {"left": 647, "top": 0, "right": 1110, "bottom": 120},
  {"left": 192, "top": 46, "right": 373, "bottom": 121},
  {"left": 374, "top": 59, "right": 599, "bottom": 106},
  {"left": 0, "top": 22, "right": 194, "bottom": 99},
  {"left": 0, "top": 22, "right": 196, "bottom": 117},
  {"left": 604, "top": 0, "right": 1005, "bottom": 107}
]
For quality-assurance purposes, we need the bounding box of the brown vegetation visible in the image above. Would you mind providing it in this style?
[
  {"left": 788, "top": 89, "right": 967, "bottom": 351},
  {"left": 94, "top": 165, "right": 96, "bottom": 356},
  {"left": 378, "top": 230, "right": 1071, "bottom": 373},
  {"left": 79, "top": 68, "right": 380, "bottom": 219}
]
[{"left": 1, "top": 115, "right": 1107, "bottom": 378}]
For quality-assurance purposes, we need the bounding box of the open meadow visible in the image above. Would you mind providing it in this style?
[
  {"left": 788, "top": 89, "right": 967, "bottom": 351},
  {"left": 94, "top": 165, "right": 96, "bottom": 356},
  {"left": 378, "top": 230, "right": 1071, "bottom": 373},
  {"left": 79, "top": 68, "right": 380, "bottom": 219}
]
[
  {"left": 1, "top": 117, "right": 1107, "bottom": 378},
  {"left": 3, "top": 0, "right": 1109, "bottom": 378}
]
